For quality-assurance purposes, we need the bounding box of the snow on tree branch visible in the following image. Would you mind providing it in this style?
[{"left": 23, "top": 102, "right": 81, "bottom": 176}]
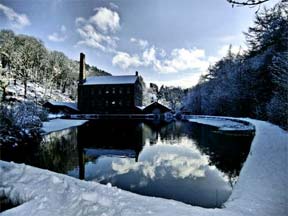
[{"left": 227, "top": 0, "right": 284, "bottom": 7}]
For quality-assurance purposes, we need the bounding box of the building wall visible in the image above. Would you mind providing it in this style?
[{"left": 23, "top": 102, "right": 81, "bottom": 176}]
[
  {"left": 78, "top": 81, "right": 143, "bottom": 114},
  {"left": 134, "top": 79, "right": 143, "bottom": 107}
]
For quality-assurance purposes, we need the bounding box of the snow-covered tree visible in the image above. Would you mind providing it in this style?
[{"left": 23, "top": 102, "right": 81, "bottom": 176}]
[
  {"left": 266, "top": 52, "right": 288, "bottom": 127},
  {"left": 9, "top": 35, "right": 47, "bottom": 97}
]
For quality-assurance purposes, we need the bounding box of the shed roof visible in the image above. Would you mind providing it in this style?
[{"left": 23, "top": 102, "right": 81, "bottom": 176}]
[
  {"left": 44, "top": 101, "right": 79, "bottom": 111},
  {"left": 142, "top": 102, "right": 171, "bottom": 113},
  {"left": 83, "top": 75, "right": 138, "bottom": 85}
]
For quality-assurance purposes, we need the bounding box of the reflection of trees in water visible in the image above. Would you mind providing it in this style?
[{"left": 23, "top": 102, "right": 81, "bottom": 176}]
[
  {"left": 143, "top": 121, "right": 253, "bottom": 183},
  {"left": 0, "top": 132, "right": 42, "bottom": 165},
  {"left": 145, "top": 121, "right": 194, "bottom": 143},
  {"left": 38, "top": 129, "right": 79, "bottom": 174},
  {"left": 185, "top": 123, "right": 253, "bottom": 181}
]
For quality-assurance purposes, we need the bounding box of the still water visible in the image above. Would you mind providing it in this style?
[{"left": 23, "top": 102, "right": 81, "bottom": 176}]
[{"left": 2, "top": 120, "right": 253, "bottom": 208}]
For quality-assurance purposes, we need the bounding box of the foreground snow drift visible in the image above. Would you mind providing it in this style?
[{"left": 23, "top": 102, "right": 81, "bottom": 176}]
[{"left": 1, "top": 118, "right": 287, "bottom": 216}]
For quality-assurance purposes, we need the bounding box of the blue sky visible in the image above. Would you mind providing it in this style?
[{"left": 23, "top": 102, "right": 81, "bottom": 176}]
[{"left": 0, "top": 0, "right": 279, "bottom": 88}]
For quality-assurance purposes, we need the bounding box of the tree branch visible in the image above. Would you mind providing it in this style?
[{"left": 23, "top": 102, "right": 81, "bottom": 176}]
[{"left": 227, "top": 0, "right": 270, "bottom": 6}]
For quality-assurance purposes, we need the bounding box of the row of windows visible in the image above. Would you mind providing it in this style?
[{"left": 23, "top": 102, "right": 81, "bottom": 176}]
[
  {"left": 87, "top": 100, "right": 133, "bottom": 107},
  {"left": 80, "top": 87, "right": 133, "bottom": 96}
]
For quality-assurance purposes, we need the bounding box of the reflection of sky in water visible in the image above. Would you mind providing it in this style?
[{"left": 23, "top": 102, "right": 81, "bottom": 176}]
[{"left": 69, "top": 136, "right": 232, "bottom": 207}]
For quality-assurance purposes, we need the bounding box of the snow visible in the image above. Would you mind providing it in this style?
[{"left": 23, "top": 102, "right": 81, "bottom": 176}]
[
  {"left": 136, "top": 106, "right": 145, "bottom": 110},
  {"left": 1, "top": 117, "right": 287, "bottom": 216},
  {"left": 6, "top": 79, "right": 74, "bottom": 103},
  {"left": 47, "top": 113, "right": 65, "bottom": 119},
  {"left": 47, "top": 101, "right": 79, "bottom": 111},
  {"left": 83, "top": 75, "right": 137, "bottom": 85},
  {"left": 186, "top": 115, "right": 255, "bottom": 131},
  {"left": 41, "top": 119, "right": 88, "bottom": 134}
]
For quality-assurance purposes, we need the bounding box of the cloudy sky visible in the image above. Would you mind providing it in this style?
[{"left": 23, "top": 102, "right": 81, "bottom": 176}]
[{"left": 0, "top": 0, "right": 278, "bottom": 88}]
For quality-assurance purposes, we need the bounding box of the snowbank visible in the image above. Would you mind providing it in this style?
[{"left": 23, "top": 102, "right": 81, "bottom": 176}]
[
  {"left": 41, "top": 119, "right": 87, "bottom": 134},
  {"left": 1, "top": 117, "right": 287, "bottom": 216},
  {"left": 186, "top": 115, "right": 255, "bottom": 131}
]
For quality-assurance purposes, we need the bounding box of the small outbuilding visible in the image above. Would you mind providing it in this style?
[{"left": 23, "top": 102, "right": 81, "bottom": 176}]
[
  {"left": 43, "top": 101, "right": 79, "bottom": 114},
  {"left": 142, "top": 102, "right": 171, "bottom": 115}
]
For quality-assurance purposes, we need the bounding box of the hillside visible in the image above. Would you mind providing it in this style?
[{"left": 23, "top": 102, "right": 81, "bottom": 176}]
[{"left": 0, "top": 29, "right": 111, "bottom": 104}]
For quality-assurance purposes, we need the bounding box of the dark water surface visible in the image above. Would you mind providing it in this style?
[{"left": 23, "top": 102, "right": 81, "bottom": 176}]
[{"left": 1, "top": 120, "right": 253, "bottom": 208}]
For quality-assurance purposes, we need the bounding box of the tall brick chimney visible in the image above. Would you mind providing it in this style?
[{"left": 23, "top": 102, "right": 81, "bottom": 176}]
[{"left": 79, "top": 52, "right": 86, "bottom": 84}]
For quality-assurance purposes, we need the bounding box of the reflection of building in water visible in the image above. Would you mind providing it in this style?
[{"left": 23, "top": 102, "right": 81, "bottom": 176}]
[{"left": 76, "top": 120, "right": 146, "bottom": 179}]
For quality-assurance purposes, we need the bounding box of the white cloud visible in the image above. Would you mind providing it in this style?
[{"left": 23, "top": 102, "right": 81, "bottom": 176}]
[
  {"left": 155, "top": 48, "right": 209, "bottom": 73},
  {"left": 75, "top": 7, "right": 120, "bottom": 52},
  {"left": 0, "top": 3, "right": 30, "bottom": 29},
  {"left": 112, "top": 47, "right": 158, "bottom": 70},
  {"left": 130, "top": 37, "right": 149, "bottom": 49},
  {"left": 90, "top": 7, "right": 120, "bottom": 33},
  {"left": 112, "top": 46, "right": 217, "bottom": 80},
  {"left": 159, "top": 48, "right": 167, "bottom": 57},
  {"left": 48, "top": 25, "right": 67, "bottom": 42},
  {"left": 111, "top": 137, "right": 211, "bottom": 180},
  {"left": 142, "top": 47, "right": 158, "bottom": 66},
  {"left": 112, "top": 52, "right": 142, "bottom": 69},
  {"left": 76, "top": 23, "right": 118, "bottom": 52},
  {"left": 147, "top": 70, "right": 206, "bottom": 88},
  {"left": 111, "top": 45, "right": 221, "bottom": 87}
]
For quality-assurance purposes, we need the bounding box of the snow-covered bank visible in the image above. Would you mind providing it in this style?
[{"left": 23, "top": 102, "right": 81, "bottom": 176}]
[
  {"left": 41, "top": 119, "right": 87, "bottom": 134},
  {"left": 186, "top": 115, "right": 255, "bottom": 131},
  {"left": 1, "top": 118, "right": 287, "bottom": 216}
]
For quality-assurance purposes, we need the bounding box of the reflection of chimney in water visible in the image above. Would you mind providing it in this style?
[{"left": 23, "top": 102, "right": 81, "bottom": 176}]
[{"left": 79, "top": 52, "right": 86, "bottom": 84}]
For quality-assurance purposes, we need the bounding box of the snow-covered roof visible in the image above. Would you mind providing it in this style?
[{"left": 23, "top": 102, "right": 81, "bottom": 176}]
[
  {"left": 47, "top": 101, "right": 79, "bottom": 111},
  {"left": 42, "top": 119, "right": 87, "bottom": 134},
  {"left": 135, "top": 106, "right": 145, "bottom": 110},
  {"left": 143, "top": 102, "right": 171, "bottom": 112},
  {"left": 83, "top": 75, "right": 138, "bottom": 85}
]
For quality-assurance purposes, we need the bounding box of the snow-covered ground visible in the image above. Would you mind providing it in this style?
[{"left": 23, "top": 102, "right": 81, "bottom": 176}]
[
  {"left": 6, "top": 79, "right": 74, "bottom": 103},
  {"left": 41, "top": 119, "right": 88, "bottom": 134},
  {"left": 1, "top": 117, "right": 287, "bottom": 216}
]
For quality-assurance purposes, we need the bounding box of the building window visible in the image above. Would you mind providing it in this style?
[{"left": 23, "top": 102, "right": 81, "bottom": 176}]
[
  {"left": 105, "top": 100, "right": 109, "bottom": 106},
  {"left": 127, "top": 87, "right": 130, "bottom": 94},
  {"left": 112, "top": 88, "right": 116, "bottom": 94},
  {"left": 119, "top": 88, "right": 122, "bottom": 94},
  {"left": 98, "top": 89, "right": 102, "bottom": 95},
  {"left": 111, "top": 101, "right": 116, "bottom": 105},
  {"left": 119, "top": 100, "right": 122, "bottom": 106},
  {"left": 105, "top": 89, "right": 110, "bottom": 94}
]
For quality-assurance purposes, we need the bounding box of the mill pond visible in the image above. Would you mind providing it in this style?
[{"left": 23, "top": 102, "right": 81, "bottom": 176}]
[{"left": 1, "top": 120, "right": 254, "bottom": 208}]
